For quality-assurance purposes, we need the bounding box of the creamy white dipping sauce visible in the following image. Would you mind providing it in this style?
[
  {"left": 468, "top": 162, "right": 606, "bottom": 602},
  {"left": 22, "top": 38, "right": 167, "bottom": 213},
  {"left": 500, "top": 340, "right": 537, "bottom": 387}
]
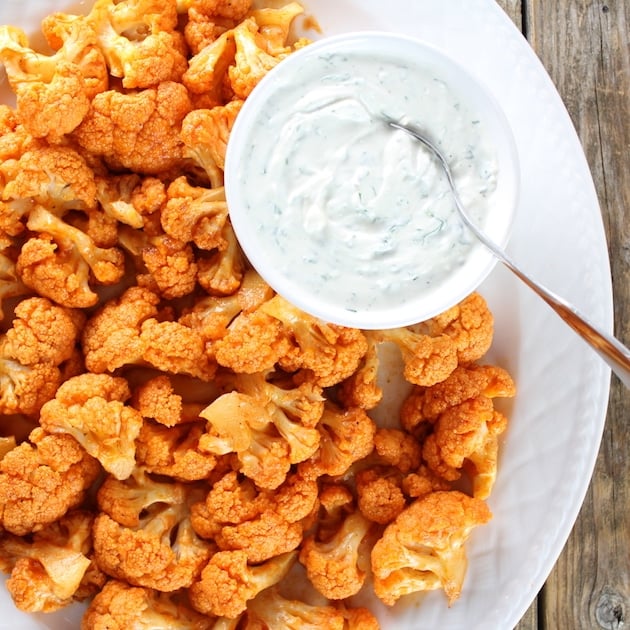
[{"left": 227, "top": 36, "right": 512, "bottom": 325}]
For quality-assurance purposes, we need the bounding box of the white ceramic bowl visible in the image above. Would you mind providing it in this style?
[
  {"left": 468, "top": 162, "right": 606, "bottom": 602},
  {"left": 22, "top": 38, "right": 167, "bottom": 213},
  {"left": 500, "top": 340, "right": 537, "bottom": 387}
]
[{"left": 225, "top": 31, "right": 519, "bottom": 328}]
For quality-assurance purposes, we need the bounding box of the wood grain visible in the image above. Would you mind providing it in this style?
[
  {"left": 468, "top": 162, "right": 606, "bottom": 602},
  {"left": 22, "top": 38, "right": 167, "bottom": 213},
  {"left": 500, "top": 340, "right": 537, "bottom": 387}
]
[{"left": 495, "top": 0, "right": 630, "bottom": 628}]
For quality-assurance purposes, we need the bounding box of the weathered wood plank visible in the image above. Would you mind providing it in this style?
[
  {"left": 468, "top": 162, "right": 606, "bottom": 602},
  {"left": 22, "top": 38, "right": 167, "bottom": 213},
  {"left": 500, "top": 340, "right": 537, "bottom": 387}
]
[{"left": 523, "top": 0, "right": 630, "bottom": 628}]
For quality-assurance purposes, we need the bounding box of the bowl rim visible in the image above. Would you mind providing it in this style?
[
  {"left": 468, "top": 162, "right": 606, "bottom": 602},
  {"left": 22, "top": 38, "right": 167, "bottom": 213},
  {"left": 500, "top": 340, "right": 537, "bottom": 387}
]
[{"left": 225, "top": 30, "right": 520, "bottom": 328}]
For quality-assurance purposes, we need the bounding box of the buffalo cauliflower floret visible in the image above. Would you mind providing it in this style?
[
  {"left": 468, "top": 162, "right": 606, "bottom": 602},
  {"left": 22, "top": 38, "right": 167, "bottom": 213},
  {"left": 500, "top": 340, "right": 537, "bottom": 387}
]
[
  {"left": 355, "top": 467, "right": 406, "bottom": 525},
  {"left": 0, "top": 346, "right": 61, "bottom": 416},
  {"left": 39, "top": 373, "right": 143, "bottom": 480},
  {"left": 199, "top": 391, "right": 291, "bottom": 489},
  {"left": 0, "top": 427, "right": 100, "bottom": 535},
  {"left": 119, "top": 225, "right": 199, "bottom": 299},
  {"left": 249, "top": 2, "right": 306, "bottom": 56},
  {"left": 246, "top": 587, "right": 374, "bottom": 630},
  {"left": 40, "top": 12, "right": 109, "bottom": 99},
  {"left": 95, "top": 174, "right": 149, "bottom": 229},
  {"left": 163, "top": 177, "right": 229, "bottom": 250},
  {"left": 367, "top": 327, "right": 457, "bottom": 388},
  {"left": 72, "top": 81, "right": 192, "bottom": 174},
  {"left": 299, "top": 508, "right": 371, "bottom": 600},
  {"left": 301, "top": 403, "right": 376, "bottom": 479},
  {"left": 371, "top": 490, "right": 492, "bottom": 606},
  {"left": 0, "top": 510, "right": 95, "bottom": 612},
  {"left": 25, "top": 204, "right": 125, "bottom": 285},
  {"left": 373, "top": 427, "right": 422, "bottom": 474},
  {"left": 219, "top": 369, "right": 324, "bottom": 464},
  {"left": 180, "top": 101, "right": 243, "bottom": 184},
  {"left": 132, "top": 374, "right": 205, "bottom": 427},
  {"left": 182, "top": 8, "right": 233, "bottom": 56},
  {"left": 176, "top": 0, "right": 251, "bottom": 20},
  {"left": 422, "top": 397, "right": 509, "bottom": 499},
  {"left": 191, "top": 470, "right": 318, "bottom": 563},
  {"left": 82, "top": 579, "right": 216, "bottom": 629},
  {"left": 182, "top": 29, "right": 236, "bottom": 107},
  {"left": 261, "top": 294, "right": 368, "bottom": 387},
  {"left": 211, "top": 310, "right": 290, "bottom": 374},
  {"left": 0, "top": 22, "right": 99, "bottom": 139},
  {"left": 401, "top": 464, "right": 451, "bottom": 499},
  {"left": 136, "top": 420, "right": 218, "bottom": 481},
  {"left": 180, "top": 269, "right": 273, "bottom": 343},
  {"left": 94, "top": 475, "right": 211, "bottom": 591},
  {"left": 401, "top": 363, "right": 516, "bottom": 430},
  {"left": 87, "top": 0, "right": 187, "bottom": 88},
  {"left": 3, "top": 297, "right": 84, "bottom": 367},
  {"left": 0, "top": 249, "right": 29, "bottom": 321},
  {"left": 81, "top": 285, "right": 159, "bottom": 372},
  {"left": 197, "top": 221, "right": 244, "bottom": 296},
  {"left": 227, "top": 18, "right": 283, "bottom": 99},
  {"left": 420, "top": 292, "right": 494, "bottom": 364},
  {"left": 189, "top": 549, "right": 296, "bottom": 618},
  {"left": 338, "top": 334, "right": 382, "bottom": 410},
  {"left": 2, "top": 145, "right": 97, "bottom": 212}
]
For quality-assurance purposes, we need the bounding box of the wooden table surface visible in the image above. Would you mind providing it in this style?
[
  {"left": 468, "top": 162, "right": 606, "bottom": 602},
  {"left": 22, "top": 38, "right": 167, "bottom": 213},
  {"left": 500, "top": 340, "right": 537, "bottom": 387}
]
[{"left": 494, "top": 1, "right": 629, "bottom": 628}]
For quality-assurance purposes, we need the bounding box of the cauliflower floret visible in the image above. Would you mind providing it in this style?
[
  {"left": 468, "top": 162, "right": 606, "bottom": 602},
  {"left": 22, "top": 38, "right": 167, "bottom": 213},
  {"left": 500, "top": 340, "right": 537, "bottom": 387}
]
[
  {"left": 371, "top": 490, "right": 492, "bottom": 606},
  {"left": 191, "top": 470, "right": 318, "bottom": 563},
  {"left": 119, "top": 225, "right": 199, "bottom": 299},
  {"left": 82, "top": 285, "right": 160, "bottom": 372},
  {"left": 301, "top": 403, "right": 376, "bottom": 479},
  {"left": 180, "top": 101, "right": 243, "bottom": 185},
  {"left": 141, "top": 318, "right": 217, "bottom": 381},
  {"left": 211, "top": 310, "right": 290, "bottom": 374},
  {"left": 373, "top": 427, "right": 422, "bottom": 474},
  {"left": 0, "top": 510, "right": 95, "bottom": 612},
  {"left": 227, "top": 18, "right": 283, "bottom": 99},
  {"left": 72, "top": 81, "right": 192, "bottom": 174},
  {"left": 422, "top": 397, "right": 509, "bottom": 499},
  {"left": 261, "top": 294, "right": 368, "bottom": 387},
  {"left": 24, "top": 204, "right": 125, "bottom": 286},
  {"left": 180, "top": 269, "right": 273, "bottom": 343},
  {"left": 246, "top": 587, "right": 357, "bottom": 630},
  {"left": 401, "top": 464, "right": 451, "bottom": 499},
  {"left": 355, "top": 467, "right": 406, "bottom": 525},
  {"left": 183, "top": 8, "right": 234, "bottom": 56},
  {"left": 94, "top": 476, "right": 211, "bottom": 591},
  {"left": 0, "top": 347, "right": 62, "bottom": 416},
  {"left": 338, "top": 334, "right": 382, "bottom": 410},
  {"left": 249, "top": 2, "right": 306, "bottom": 56},
  {"left": 197, "top": 221, "right": 244, "bottom": 296},
  {"left": 0, "top": 249, "right": 29, "bottom": 320},
  {"left": 2, "top": 145, "right": 97, "bottom": 212},
  {"left": 199, "top": 391, "right": 291, "bottom": 489},
  {"left": 299, "top": 508, "right": 371, "bottom": 600},
  {"left": 176, "top": 0, "right": 251, "bottom": 20},
  {"left": 132, "top": 374, "right": 205, "bottom": 427},
  {"left": 189, "top": 549, "right": 296, "bottom": 618},
  {"left": 0, "top": 427, "right": 100, "bottom": 535},
  {"left": 95, "top": 174, "right": 149, "bottom": 229},
  {"left": 82, "top": 286, "right": 216, "bottom": 380},
  {"left": 182, "top": 29, "right": 236, "bottom": 106},
  {"left": 0, "top": 22, "right": 100, "bottom": 139},
  {"left": 82, "top": 579, "right": 216, "bottom": 629},
  {"left": 162, "top": 177, "right": 229, "bottom": 250},
  {"left": 39, "top": 373, "right": 143, "bottom": 481},
  {"left": 401, "top": 363, "right": 516, "bottom": 430},
  {"left": 367, "top": 327, "right": 457, "bottom": 388},
  {"left": 41, "top": 12, "right": 109, "bottom": 99},
  {"left": 420, "top": 292, "right": 494, "bottom": 364},
  {"left": 3, "top": 297, "right": 84, "bottom": 367},
  {"left": 87, "top": 0, "right": 187, "bottom": 88},
  {"left": 220, "top": 370, "right": 324, "bottom": 464},
  {"left": 136, "top": 420, "right": 218, "bottom": 481}
]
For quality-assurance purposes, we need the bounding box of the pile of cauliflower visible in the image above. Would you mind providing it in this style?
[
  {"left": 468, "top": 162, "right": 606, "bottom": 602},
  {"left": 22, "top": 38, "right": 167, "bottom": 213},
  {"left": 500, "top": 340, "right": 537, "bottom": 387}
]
[{"left": 0, "top": 0, "right": 517, "bottom": 627}]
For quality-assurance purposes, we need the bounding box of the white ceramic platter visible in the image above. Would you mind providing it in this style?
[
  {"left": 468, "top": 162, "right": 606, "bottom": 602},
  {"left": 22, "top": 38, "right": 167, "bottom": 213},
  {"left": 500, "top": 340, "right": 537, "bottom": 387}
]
[{"left": 0, "top": 0, "right": 612, "bottom": 628}]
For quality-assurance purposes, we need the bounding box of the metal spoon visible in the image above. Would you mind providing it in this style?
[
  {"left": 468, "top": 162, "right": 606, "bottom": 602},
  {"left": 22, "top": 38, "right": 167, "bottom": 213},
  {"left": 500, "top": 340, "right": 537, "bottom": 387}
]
[{"left": 387, "top": 118, "right": 630, "bottom": 388}]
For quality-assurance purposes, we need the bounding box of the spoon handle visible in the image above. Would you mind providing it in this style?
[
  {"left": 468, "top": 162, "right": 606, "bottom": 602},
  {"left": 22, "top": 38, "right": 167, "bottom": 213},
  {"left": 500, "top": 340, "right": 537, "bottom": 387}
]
[{"left": 502, "top": 259, "right": 630, "bottom": 387}]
